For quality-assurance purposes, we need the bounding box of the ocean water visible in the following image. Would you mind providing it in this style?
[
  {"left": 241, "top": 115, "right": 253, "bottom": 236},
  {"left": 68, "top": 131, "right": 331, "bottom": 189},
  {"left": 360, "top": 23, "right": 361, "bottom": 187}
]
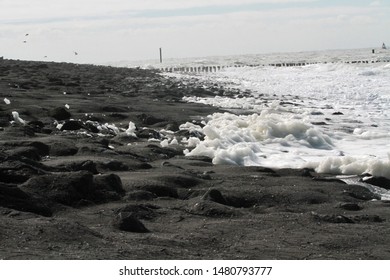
[{"left": 118, "top": 49, "right": 390, "bottom": 185}]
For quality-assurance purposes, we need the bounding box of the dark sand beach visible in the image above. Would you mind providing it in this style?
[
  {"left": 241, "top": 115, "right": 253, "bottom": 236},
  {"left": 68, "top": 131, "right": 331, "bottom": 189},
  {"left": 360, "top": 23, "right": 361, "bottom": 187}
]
[{"left": 1, "top": 58, "right": 390, "bottom": 260}]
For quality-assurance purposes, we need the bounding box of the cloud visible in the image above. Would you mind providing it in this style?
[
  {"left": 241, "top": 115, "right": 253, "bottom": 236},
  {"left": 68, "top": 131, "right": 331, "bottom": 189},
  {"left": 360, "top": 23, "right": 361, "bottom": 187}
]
[
  {"left": 0, "top": 0, "right": 318, "bottom": 24},
  {"left": 1, "top": 0, "right": 389, "bottom": 63},
  {"left": 369, "top": 1, "right": 381, "bottom": 7}
]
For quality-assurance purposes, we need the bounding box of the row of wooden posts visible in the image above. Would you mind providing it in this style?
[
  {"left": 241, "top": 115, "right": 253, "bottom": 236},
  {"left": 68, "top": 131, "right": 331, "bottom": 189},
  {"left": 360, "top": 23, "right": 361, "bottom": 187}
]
[{"left": 159, "top": 59, "right": 390, "bottom": 73}]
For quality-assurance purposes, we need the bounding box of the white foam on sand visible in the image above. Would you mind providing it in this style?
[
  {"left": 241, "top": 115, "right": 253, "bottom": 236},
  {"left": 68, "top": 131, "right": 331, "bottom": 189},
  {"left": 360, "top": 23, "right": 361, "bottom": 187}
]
[
  {"left": 125, "top": 121, "right": 137, "bottom": 137},
  {"left": 179, "top": 59, "right": 390, "bottom": 181},
  {"left": 185, "top": 110, "right": 335, "bottom": 167},
  {"left": 11, "top": 111, "right": 26, "bottom": 125}
]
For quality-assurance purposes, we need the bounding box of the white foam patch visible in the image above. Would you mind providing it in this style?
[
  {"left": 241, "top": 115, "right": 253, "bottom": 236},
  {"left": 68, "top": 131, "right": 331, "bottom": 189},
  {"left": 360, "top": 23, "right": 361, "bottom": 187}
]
[
  {"left": 125, "top": 121, "right": 137, "bottom": 137},
  {"left": 179, "top": 122, "right": 203, "bottom": 133},
  {"left": 315, "top": 155, "right": 390, "bottom": 179},
  {"left": 102, "top": 123, "right": 120, "bottom": 135},
  {"left": 183, "top": 96, "right": 264, "bottom": 111},
  {"left": 160, "top": 139, "right": 169, "bottom": 147},
  {"left": 186, "top": 111, "right": 390, "bottom": 180},
  {"left": 186, "top": 111, "right": 334, "bottom": 168},
  {"left": 11, "top": 111, "right": 26, "bottom": 125}
]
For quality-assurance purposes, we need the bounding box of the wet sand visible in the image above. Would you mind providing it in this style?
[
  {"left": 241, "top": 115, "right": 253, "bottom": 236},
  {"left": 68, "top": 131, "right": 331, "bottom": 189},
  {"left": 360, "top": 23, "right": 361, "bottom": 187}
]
[{"left": 1, "top": 59, "right": 390, "bottom": 259}]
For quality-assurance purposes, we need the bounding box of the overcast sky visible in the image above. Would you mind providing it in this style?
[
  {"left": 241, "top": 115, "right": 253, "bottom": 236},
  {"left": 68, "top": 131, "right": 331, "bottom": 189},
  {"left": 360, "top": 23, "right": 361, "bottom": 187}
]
[{"left": 0, "top": 0, "right": 389, "bottom": 64}]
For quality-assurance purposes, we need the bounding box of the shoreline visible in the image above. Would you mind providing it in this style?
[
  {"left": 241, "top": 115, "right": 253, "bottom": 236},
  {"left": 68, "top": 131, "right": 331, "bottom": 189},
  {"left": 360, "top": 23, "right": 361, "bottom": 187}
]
[{"left": 1, "top": 59, "right": 390, "bottom": 259}]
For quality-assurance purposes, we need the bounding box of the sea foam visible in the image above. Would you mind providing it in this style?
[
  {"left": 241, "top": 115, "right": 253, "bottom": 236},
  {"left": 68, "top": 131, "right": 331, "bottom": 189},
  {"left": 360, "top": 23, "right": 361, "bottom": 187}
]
[
  {"left": 174, "top": 51, "right": 390, "bottom": 181},
  {"left": 185, "top": 111, "right": 334, "bottom": 168}
]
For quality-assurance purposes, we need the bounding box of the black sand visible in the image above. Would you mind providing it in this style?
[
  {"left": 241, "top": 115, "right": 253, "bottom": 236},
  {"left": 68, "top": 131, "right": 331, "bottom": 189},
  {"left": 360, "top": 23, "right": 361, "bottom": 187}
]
[{"left": 1, "top": 59, "right": 390, "bottom": 259}]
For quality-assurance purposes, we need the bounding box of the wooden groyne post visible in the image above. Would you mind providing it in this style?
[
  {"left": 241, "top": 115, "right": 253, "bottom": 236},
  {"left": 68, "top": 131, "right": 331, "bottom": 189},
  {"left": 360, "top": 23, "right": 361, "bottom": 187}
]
[{"left": 158, "top": 59, "right": 390, "bottom": 73}]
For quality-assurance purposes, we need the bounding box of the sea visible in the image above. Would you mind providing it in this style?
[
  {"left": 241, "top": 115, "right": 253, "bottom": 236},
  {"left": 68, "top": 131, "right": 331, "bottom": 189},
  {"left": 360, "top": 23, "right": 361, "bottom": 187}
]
[{"left": 111, "top": 48, "right": 390, "bottom": 198}]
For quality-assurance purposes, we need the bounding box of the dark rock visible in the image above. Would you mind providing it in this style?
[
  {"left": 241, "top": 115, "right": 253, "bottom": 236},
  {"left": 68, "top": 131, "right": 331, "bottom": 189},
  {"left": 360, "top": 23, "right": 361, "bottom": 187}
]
[
  {"left": 301, "top": 168, "right": 314, "bottom": 177},
  {"left": 164, "top": 122, "right": 180, "bottom": 132},
  {"left": 27, "top": 120, "right": 44, "bottom": 132},
  {"left": 113, "top": 212, "right": 149, "bottom": 233},
  {"left": 362, "top": 176, "right": 390, "bottom": 190},
  {"left": 224, "top": 194, "right": 259, "bottom": 208},
  {"left": 62, "top": 160, "right": 98, "bottom": 174},
  {"left": 93, "top": 173, "right": 125, "bottom": 195},
  {"left": 78, "top": 160, "right": 98, "bottom": 174},
  {"left": 49, "top": 140, "right": 78, "bottom": 156},
  {"left": 61, "top": 120, "right": 85, "bottom": 131},
  {"left": 23, "top": 126, "right": 35, "bottom": 137},
  {"left": 352, "top": 215, "right": 384, "bottom": 223},
  {"left": 47, "top": 77, "right": 65, "bottom": 86},
  {"left": 289, "top": 191, "right": 329, "bottom": 205},
  {"left": 311, "top": 122, "right": 327, "bottom": 126},
  {"left": 74, "top": 199, "right": 95, "bottom": 207},
  {"left": 188, "top": 200, "right": 240, "bottom": 217},
  {"left": 99, "top": 160, "right": 129, "bottom": 171},
  {"left": 116, "top": 203, "right": 159, "bottom": 220},
  {"left": 343, "top": 185, "right": 381, "bottom": 201},
  {"left": 0, "top": 160, "right": 48, "bottom": 184},
  {"left": 27, "top": 141, "right": 50, "bottom": 156},
  {"left": 109, "top": 113, "right": 128, "bottom": 120},
  {"left": 125, "top": 190, "right": 157, "bottom": 201},
  {"left": 137, "top": 128, "right": 161, "bottom": 139},
  {"left": 50, "top": 107, "right": 71, "bottom": 120},
  {"left": 84, "top": 122, "right": 100, "bottom": 133},
  {"left": 20, "top": 171, "right": 95, "bottom": 206},
  {"left": 184, "top": 156, "right": 213, "bottom": 163},
  {"left": 161, "top": 161, "right": 184, "bottom": 169},
  {"left": 0, "top": 111, "right": 11, "bottom": 127},
  {"left": 156, "top": 174, "right": 201, "bottom": 188},
  {"left": 339, "top": 203, "right": 362, "bottom": 211},
  {"left": 136, "top": 163, "right": 153, "bottom": 169},
  {"left": 312, "top": 176, "right": 345, "bottom": 184},
  {"left": 147, "top": 144, "right": 183, "bottom": 158},
  {"left": 19, "top": 80, "right": 40, "bottom": 89},
  {"left": 92, "top": 174, "right": 125, "bottom": 202},
  {"left": 0, "top": 183, "right": 52, "bottom": 216},
  {"left": 313, "top": 213, "right": 355, "bottom": 224},
  {"left": 65, "top": 81, "right": 80, "bottom": 87},
  {"left": 100, "top": 105, "right": 128, "bottom": 113},
  {"left": 201, "top": 189, "right": 227, "bottom": 205},
  {"left": 137, "top": 185, "right": 178, "bottom": 199},
  {"left": 137, "top": 113, "right": 166, "bottom": 125},
  {"left": 314, "top": 212, "right": 384, "bottom": 224},
  {"left": 276, "top": 168, "right": 310, "bottom": 177},
  {"left": 6, "top": 147, "right": 41, "bottom": 161}
]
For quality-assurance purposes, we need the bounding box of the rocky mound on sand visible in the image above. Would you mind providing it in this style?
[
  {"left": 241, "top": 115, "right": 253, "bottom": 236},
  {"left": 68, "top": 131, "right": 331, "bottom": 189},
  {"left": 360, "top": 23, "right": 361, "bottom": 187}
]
[{"left": 1, "top": 59, "right": 390, "bottom": 260}]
